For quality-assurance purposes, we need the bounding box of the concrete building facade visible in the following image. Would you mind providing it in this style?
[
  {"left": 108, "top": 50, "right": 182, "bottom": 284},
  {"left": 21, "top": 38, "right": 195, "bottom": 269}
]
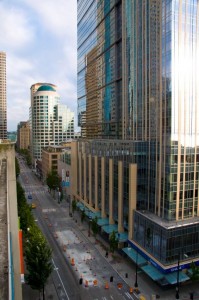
[
  {"left": 0, "top": 52, "right": 7, "bottom": 139},
  {"left": 30, "top": 84, "right": 74, "bottom": 163},
  {"left": 17, "top": 121, "right": 30, "bottom": 150},
  {"left": 77, "top": 0, "right": 199, "bottom": 284},
  {"left": 0, "top": 141, "right": 22, "bottom": 299}
]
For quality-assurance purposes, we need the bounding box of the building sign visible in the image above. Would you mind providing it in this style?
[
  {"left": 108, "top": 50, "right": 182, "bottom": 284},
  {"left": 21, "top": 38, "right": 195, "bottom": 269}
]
[{"left": 62, "top": 169, "right": 70, "bottom": 187}]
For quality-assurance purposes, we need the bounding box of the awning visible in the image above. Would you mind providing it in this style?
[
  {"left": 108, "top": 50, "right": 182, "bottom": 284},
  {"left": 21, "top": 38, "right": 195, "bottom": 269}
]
[
  {"left": 97, "top": 218, "right": 109, "bottom": 226},
  {"left": 117, "top": 232, "right": 128, "bottom": 242},
  {"left": 164, "top": 271, "right": 190, "bottom": 285},
  {"left": 102, "top": 224, "right": 118, "bottom": 234},
  {"left": 122, "top": 247, "right": 147, "bottom": 266},
  {"left": 141, "top": 265, "right": 164, "bottom": 281},
  {"left": 76, "top": 202, "right": 85, "bottom": 210}
]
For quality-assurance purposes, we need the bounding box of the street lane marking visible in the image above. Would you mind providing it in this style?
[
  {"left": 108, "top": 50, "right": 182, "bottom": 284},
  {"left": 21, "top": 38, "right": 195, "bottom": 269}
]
[
  {"left": 52, "top": 258, "right": 70, "bottom": 300},
  {"left": 125, "top": 292, "right": 134, "bottom": 299}
]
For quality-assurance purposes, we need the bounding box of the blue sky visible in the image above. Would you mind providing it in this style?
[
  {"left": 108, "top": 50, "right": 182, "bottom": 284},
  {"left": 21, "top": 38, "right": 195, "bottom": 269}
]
[{"left": 0, "top": 0, "right": 77, "bottom": 131}]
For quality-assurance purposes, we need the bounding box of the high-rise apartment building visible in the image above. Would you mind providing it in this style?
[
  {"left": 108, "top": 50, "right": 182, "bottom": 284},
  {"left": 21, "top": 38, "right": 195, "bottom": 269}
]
[
  {"left": 77, "top": 0, "right": 199, "bottom": 284},
  {"left": 30, "top": 84, "right": 74, "bottom": 162},
  {"left": 0, "top": 52, "right": 7, "bottom": 139}
]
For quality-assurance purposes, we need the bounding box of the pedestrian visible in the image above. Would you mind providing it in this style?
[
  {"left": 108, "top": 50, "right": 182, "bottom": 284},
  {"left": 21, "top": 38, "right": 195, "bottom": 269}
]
[{"left": 105, "top": 251, "right": 108, "bottom": 258}]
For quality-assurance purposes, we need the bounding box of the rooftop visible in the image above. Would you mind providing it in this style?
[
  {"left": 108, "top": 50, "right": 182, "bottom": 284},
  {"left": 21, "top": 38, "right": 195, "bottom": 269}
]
[
  {"left": 37, "top": 85, "right": 56, "bottom": 92},
  {"left": 137, "top": 210, "right": 199, "bottom": 229}
]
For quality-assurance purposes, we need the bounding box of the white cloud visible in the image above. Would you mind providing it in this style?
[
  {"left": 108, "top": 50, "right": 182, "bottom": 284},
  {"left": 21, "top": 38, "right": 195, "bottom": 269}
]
[
  {"left": 2, "top": 0, "right": 78, "bottom": 131},
  {"left": 22, "top": 0, "right": 77, "bottom": 39},
  {"left": 0, "top": 3, "right": 35, "bottom": 50}
]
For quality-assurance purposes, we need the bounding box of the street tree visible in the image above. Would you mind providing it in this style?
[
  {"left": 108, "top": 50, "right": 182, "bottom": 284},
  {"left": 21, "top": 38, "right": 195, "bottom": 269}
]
[
  {"left": 109, "top": 230, "right": 118, "bottom": 254},
  {"left": 81, "top": 209, "right": 86, "bottom": 223},
  {"left": 15, "top": 157, "right": 20, "bottom": 177},
  {"left": 16, "top": 182, "right": 34, "bottom": 233},
  {"left": 46, "top": 170, "right": 60, "bottom": 193},
  {"left": 91, "top": 217, "right": 99, "bottom": 239},
  {"left": 190, "top": 261, "right": 199, "bottom": 282},
  {"left": 72, "top": 199, "right": 77, "bottom": 215},
  {"left": 25, "top": 225, "right": 53, "bottom": 300}
]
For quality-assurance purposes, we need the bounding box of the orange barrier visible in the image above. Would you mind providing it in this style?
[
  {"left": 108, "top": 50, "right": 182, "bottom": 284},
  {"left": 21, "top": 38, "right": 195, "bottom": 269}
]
[
  {"left": 71, "top": 258, "right": 75, "bottom": 266},
  {"left": 93, "top": 279, "right": 98, "bottom": 286},
  {"left": 85, "top": 280, "right": 89, "bottom": 287},
  {"left": 117, "top": 283, "right": 123, "bottom": 289},
  {"left": 129, "top": 287, "right": 133, "bottom": 293},
  {"left": 105, "top": 282, "right": 109, "bottom": 289}
]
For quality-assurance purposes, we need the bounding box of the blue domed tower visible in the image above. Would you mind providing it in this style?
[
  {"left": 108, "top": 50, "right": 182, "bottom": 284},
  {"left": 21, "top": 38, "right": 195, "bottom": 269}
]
[{"left": 31, "top": 83, "right": 60, "bottom": 160}]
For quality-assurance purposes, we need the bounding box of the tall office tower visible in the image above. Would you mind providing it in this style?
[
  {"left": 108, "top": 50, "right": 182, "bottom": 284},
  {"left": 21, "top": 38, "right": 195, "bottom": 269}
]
[
  {"left": 0, "top": 52, "right": 7, "bottom": 139},
  {"left": 53, "top": 104, "right": 74, "bottom": 144},
  {"left": 77, "top": 0, "right": 199, "bottom": 283},
  {"left": 30, "top": 84, "right": 74, "bottom": 162}
]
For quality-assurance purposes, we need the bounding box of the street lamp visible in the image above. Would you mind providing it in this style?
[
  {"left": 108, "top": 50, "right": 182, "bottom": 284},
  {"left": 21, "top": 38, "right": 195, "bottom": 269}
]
[
  {"left": 134, "top": 248, "right": 138, "bottom": 289},
  {"left": 176, "top": 253, "right": 180, "bottom": 299}
]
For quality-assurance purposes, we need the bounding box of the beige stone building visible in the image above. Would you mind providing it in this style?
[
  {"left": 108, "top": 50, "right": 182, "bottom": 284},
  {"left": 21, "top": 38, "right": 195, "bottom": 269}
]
[
  {"left": 17, "top": 121, "right": 30, "bottom": 150},
  {"left": 42, "top": 145, "right": 64, "bottom": 181}
]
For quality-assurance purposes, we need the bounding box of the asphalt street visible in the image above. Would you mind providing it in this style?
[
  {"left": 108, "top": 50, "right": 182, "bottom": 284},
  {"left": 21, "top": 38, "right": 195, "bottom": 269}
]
[{"left": 18, "top": 157, "right": 135, "bottom": 300}]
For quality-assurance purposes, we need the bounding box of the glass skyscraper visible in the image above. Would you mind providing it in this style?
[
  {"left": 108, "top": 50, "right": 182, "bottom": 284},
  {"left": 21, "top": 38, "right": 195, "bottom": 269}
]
[{"left": 77, "top": 0, "right": 199, "bottom": 280}]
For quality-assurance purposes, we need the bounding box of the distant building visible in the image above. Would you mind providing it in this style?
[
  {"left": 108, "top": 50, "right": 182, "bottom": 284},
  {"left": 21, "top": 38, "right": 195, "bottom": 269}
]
[
  {"left": 42, "top": 145, "right": 64, "bottom": 181},
  {"left": 30, "top": 84, "right": 74, "bottom": 163},
  {"left": 58, "top": 141, "right": 77, "bottom": 204},
  {"left": 7, "top": 131, "right": 17, "bottom": 143},
  {"left": 17, "top": 121, "right": 30, "bottom": 150},
  {"left": 0, "top": 52, "right": 7, "bottom": 139}
]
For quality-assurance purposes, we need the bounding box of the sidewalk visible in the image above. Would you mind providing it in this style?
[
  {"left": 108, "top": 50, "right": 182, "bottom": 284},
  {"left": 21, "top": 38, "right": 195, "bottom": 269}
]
[{"left": 72, "top": 209, "right": 199, "bottom": 300}]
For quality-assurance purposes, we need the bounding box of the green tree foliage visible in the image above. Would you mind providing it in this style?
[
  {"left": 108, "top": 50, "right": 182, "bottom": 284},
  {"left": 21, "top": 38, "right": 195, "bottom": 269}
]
[
  {"left": 190, "top": 261, "right": 199, "bottom": 281},
  {"left": 16, "top": 182, "right": 34, "bottom": 233},
  {"left": 25, "top": 225, "right": 53, "bottom": 299},
  {"left": 91, "top": 217, "right": 99, "bottom": 238},
  {"left": 15, "top": 157, "right": 20, "bottom": 177},
  {"left": 46, "top": 170, "right": 60, "bottom": 192},
  {"left": 72, "top": 199, "right": 77, "bottom": 214},
  {"left": 109, "top": 230, "right": 118, "bottom": 254}
]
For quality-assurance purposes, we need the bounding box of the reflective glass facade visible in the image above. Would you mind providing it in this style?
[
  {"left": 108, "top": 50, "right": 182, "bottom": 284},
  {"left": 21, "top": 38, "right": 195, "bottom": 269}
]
[
  {"left": 77, "top": 0, "right": 122, "bottom": 138},
  {"left": 77, "top": 0, "right": 199, "bottom": 269}
]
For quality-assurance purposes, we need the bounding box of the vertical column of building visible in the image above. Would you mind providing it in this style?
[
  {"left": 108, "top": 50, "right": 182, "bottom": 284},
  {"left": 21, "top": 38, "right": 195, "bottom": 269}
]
[
  {"left": 88, "top": 154, "right": 92, "bottom": 206},
  {"left": 0, "top": 52, "right": 7, "bottom": 139},
  {"left": 109, "top": 159, "right": 114, "bottom": 224},
  {"left": 122, "top": 1, "right": 127, "bottom": 139},
  {"left": 101, "top": 157, "right": 106, "bottom": 218},
  {"left": 94, "top": 156, "right": 99, "bottom": 210},
  {"left": 118, "top": 161, "right": 124, "bottom": 233},
  {"left": 176, "top": 1, "right": 183, "bottom": 221},
  {"left": 83, "top": 153, "right": 87, "bottom": 203},
  {"left": 128, "top": 163, "right": 137, "bottom": 240},
  {"left": 78, "top": 151, "right": 82, "bottom": 199}
]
